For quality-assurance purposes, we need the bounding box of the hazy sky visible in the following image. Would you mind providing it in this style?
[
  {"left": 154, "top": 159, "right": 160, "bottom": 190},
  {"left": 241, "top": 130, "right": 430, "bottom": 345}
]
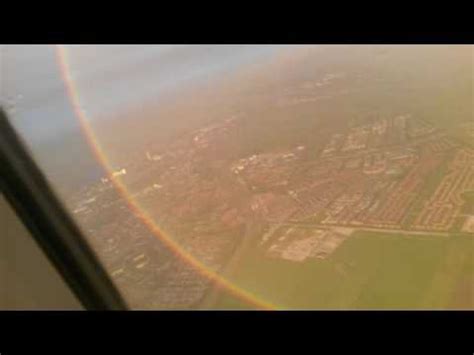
[{"left": 1, "top": 45, "right": 285, "bottom": 145}]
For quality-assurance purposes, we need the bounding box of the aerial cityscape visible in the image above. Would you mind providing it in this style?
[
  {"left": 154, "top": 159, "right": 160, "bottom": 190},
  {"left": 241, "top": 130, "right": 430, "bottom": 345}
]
[{"left": 8, "top": 45, "right": 471, "bottom": 309}]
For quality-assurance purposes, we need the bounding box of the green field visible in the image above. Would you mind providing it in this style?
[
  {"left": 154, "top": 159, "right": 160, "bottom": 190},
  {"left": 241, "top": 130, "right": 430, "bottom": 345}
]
[{"left": 211, "top": 231, "right": 473, "bottom": 309}]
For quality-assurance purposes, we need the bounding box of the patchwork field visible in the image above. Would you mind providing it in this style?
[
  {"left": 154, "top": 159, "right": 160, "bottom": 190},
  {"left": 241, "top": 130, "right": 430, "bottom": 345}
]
[{"left": 211, "top": 231, "right": 473, "bottom": 309}]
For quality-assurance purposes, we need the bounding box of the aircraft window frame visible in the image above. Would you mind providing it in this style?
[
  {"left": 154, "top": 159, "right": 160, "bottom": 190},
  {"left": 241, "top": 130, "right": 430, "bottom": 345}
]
[{"left": 0, "top": 108, "right": 127, "bottom": 310}]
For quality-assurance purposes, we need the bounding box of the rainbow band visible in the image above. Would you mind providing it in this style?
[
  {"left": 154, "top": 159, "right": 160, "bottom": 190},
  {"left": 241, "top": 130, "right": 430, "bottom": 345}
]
[{"left": 55, "top": 45, "right": 277, "bottom": 310}]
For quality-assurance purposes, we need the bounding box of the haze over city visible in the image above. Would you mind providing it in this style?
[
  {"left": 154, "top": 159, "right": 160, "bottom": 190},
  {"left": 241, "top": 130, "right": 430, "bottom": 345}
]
[{"left": 2, "top": 45, "right": 472, "bottom": 309}]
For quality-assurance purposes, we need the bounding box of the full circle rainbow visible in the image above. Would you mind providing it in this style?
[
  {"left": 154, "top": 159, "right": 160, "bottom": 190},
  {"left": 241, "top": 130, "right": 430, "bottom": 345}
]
[{"left": 55, "top": 45, "right": 278, "bottom": 310}]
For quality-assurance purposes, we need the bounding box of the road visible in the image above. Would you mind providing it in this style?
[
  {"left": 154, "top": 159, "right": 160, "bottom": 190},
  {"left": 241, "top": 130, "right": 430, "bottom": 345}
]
[
  {"left": 198, "top": 219, "right": 263, "bottom": 309},
  {"left": 267, "top": 221, "right": 458, "bottom": 237}
]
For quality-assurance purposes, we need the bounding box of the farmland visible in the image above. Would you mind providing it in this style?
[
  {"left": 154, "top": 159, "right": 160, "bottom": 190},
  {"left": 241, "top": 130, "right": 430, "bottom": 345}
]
[{"left": 212, "top": 231, "right": 472, "bottom": 309}]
